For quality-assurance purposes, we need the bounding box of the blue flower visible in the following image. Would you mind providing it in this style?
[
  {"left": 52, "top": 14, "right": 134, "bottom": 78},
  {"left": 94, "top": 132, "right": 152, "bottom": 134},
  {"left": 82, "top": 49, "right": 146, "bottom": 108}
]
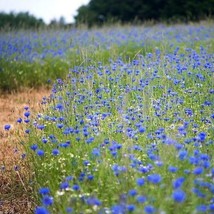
[
  {"left": 136, "top": 195, "right": 146, "bottom": 203},
  {"left": 60, "top": 181, "right": 69, "bottom": 190},
  {"left": 172, "top": 189, "right": 186, "bottom": 203},
  {"left": 42, "top": 196, "right": 53, "bottom": 206},
  {"left": 39, "top": 187, "right": 50, "bottom": 195},
  {"left": 172, "top": 177, "right": 185, "bottom": 189},
  {"left": 72, "top": 184, "right": 80, "bottom": 191},
  {"left": 4, "top": 124, "right": 11, "bottom": 131},
  {"left": 35, "top": 206, "right": 49, "bottom": 214},
  {"left": 193, "top": 167, "right": 204, "bottom": 175},
  {"left": 136, "top": 177, "right": 145, "bottom": 186},
  {"left": 30, "top": 144, "right": 38, "bottom": 151},
  {"left": 17, "top": 118, "right": 22, "bottom": 123},
  {"left": 198, "top": 132, "right": 206, "bottom": 141},
  {"left": 24, "top": 111, "right": 30, "bottom": 118},
  {"left": 66, "top": 207, "right": 73, "bottom": 213},
  {"left": 111, "top": 204, "right": 125, "bottom": 214},
  {"left": 37, "top": 149, "right": 44, "bottom": 157},
  {"left": 138, "top": 126, "right": 146, "bottom": 133},
  {"left": 168, "top": 166, "right": 178, "bottom": 173},
  {"left": 128, "top": 189, "right": 137, "bottom": 197},
  {"left": 196, "top": 204, "right": 207, "bottom": 212},
  {"left": 126, "top": 204, "right": 135, "bottom": 212},
  {"left": 52, "top": 149, "right": 60, "bottom": 156},
  {"left": 147, "top": 174, "right": 162, "bottom": 184},
  {"left": 144, "top": 205, "right": 155, "bottom": 214},
  {"left": 92, "top": 148, "right": 100, "bottom": 156}
]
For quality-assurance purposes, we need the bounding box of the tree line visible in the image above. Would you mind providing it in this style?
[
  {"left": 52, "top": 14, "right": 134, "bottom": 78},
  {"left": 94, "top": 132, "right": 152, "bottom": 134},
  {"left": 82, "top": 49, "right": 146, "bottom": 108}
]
[
  {"left": 0, "top": 12, "right": 45, "bottom": 29},
  {"left": 75, "top": 0, "right": 214, "bottom": 26},
  {"left": 0, "top": 12, "right": 70, "bottom": 30}
]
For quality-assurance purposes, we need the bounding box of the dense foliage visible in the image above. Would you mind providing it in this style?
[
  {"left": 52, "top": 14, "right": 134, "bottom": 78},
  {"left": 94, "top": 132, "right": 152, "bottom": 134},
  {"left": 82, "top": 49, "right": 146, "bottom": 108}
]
[
  {"left": 0, "top": 23, "right": 213, "bottom": 92},
  {"left": 2, "top": 22, "right": 213, "bottom": 213},
  {"left": 0, "top": 12, "right": 45, "bottom": 29},
  {"left": 75, "top": 0, "right": 214, "bottom": 26}
]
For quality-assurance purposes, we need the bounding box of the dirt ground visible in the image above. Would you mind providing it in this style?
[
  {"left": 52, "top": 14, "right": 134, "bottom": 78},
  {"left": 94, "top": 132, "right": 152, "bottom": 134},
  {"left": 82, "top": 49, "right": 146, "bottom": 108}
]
[{"left": 0, "top": 88, "right": 50, "bottom": 214}]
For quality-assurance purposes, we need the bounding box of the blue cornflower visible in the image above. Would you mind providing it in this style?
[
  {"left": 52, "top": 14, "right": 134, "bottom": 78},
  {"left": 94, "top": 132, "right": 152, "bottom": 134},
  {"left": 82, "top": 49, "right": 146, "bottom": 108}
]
[
  {"left": 37, "top": 124, "right": 45, "bottom": 130},
  {"left": 86, "top": 137, "right": 94, "bottom": 144},
  {"left": 168, "top": 165, "right": 178, "bottom": 173},
  {"left": 25, "top": 129, "right": 30, "bottom": 134},
  {"left": 144, "top": 205, "right": 155, "bottom": 214},
  {"left": 39, "top": 187, "right": 50, "bottom": 195},
  {"left": 57, "top": 123, "right": 64, "bottom": 129},
  {"left": 136, "top": 195, "right": 146, "bottom": 203},
  {"left": 128, "top": 189, "right": 137, "bottom": 197},
  {"left": 138, "top": 126, "right": 146, "bottom": 133},
  {"left": 87, "top": 174, "right": 94, "bottom": 181},
  {"left": 136, "top": 177, "right": 145, "bottom": 186},
  {"left": 209, "top": 204, "right": 214, "bottom": 212},
  {"left": 172, "top": 177, "right": 185, "bottom": 189},
  {"left": 198, "top": 132, "right": 206, "bottom": 141},
  {"left": 60, "top": 181, "right": 69, "bottom": 190},
  {"left": 35, "top": 206, "right": 49, "bottom": 214},
  {"left": 172, "top": 189, "right": 186, "bottom": 203},
  {"left": 196, "top": 204, "right": 207, "bottom": 212},
  {"left": 17, "top": 118, "right": 22, "bottom": 123},
  {"left": 42, "top": 195, "right": 53, "bottom": 206},
  {"left": 92, "top": 148, "right": 100, "bottom": 156},
  {"left": 24, "top": 111, "right": 30, "bottom": 118},
  {"left": 72, "top": 184, "right": 80, "bottom": 191},
  {"left": 30, "top": 144, "right": 38, "bottom": 151},
  {"left": 178, "top": 150, "right": 188, "bottom": 160},
  {"left": 37, "top": 149, "right": 44, "bottom": 157},
  {"left": 147, "top": 174, "right": 162, "bottom": 184},
  {"left": 193, "top": 167, "right": 204, "bottom": 175},
  {"left": 4, "top": 124, "right": 11, "bottom": 131},
  {"left": 52, "top": 149, "right": 60, "bottom": 156},
  {"left": 111, "top": 204, "right": 125, "bottom": 214},
  {"left": 126, "top": 204, "right": 135, "bottom": 212},
  {"left": 66, "top": 207, "right": 73, "bottom": 213},
  {"left": 55, "top": 103, "right": 64, "bottom": 111}
]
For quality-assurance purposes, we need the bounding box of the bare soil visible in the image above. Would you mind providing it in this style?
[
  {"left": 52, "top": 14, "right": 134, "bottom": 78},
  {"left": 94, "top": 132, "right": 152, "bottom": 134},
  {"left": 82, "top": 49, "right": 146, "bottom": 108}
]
[{"left": 0, "top": 88, "right": 50, "bottom": 214}]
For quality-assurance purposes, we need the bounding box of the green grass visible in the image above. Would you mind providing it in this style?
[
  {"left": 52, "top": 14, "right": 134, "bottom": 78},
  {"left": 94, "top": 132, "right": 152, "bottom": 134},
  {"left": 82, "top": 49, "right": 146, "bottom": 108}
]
[{"left": 1, "top": 22, "right": 214, "bottom": 213}]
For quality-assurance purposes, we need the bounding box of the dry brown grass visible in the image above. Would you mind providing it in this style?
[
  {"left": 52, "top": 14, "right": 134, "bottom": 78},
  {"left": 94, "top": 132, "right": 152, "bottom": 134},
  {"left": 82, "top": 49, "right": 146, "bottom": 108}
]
[{"left": 0, "top": 88, "right": 50, "bottom": 214}]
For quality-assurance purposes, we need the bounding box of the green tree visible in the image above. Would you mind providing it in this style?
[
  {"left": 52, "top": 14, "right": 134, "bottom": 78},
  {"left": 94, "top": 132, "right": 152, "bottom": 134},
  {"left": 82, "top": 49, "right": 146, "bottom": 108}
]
[{"left": 75, "top": 0, "right": 214, "bottom": 26}]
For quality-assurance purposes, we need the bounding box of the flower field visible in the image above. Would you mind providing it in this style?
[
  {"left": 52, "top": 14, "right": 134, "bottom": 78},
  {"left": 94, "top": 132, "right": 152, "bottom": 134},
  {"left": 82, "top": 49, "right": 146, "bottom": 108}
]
[{"left": 1, "top": 22, "right": 214, "bottom": 214}]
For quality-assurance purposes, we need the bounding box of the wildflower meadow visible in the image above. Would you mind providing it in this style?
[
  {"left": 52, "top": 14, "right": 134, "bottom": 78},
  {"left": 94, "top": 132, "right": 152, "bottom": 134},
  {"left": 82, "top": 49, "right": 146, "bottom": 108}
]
[{"left": 1, "top": 22, "right": 214, "bottom": 214}]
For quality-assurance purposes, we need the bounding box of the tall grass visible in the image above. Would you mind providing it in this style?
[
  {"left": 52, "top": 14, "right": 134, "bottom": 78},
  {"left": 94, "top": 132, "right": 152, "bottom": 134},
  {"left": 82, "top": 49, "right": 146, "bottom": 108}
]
[
  {"left": 1, "top": 22, "right": 214, "bottom": 213},
  {"left": 0, "top": 22, "right": 213, "bottom": 92}
]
